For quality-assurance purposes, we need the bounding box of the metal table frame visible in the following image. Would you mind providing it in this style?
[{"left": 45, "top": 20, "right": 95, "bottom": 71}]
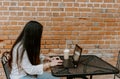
[{"left": 51, "top": 55, "right": 119, "bottom": 79}]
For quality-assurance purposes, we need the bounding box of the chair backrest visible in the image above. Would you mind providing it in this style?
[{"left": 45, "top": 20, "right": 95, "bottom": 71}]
[
  {"left": 1, "top": 51, "right": 11, "bottom": 79},
  {"left": 115, "top": 51, "right": 120, "bottom": 78}
]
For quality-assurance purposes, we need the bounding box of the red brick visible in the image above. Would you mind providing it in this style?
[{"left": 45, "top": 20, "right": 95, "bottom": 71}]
[
  {"left": 107, "top": 9, "right": 116, "bottom": 13},
  {"left": 63, "top": 0, "right": 76, "bottom": 2},
  {"left": 51, "top": 27, "right": 63, "bottom": 31},
  {"left": 0, "top": 7, "right": 7, "bottom": 10},
  {"left": 104, "top": 0, "right": 114, "bottom": 3},
  {"left": 65, "top": 3, "right": 72, "bottom": 7},
  {"left": 91, "top": 27, "right": 103, "bottom": 31},
  {"left": 76, "top": 0, "right": 88, "bottom": 2},
  {"left": 3, "top": 2, "right": 10, "bottom": 6},
  {"left": 4, "top": 45, "right": 12, "bottom": 49},
  {"left": 23, "top": 7, "right": 35, "bottom": 11},
  {"left": 90, "top": 0, "right": 103, "bottom": 2},
  {"left": 9, "top": 7, "right": 21, "bottom": 11},
  {"left": 51, "top": 8, "right": 64, "bottom": 11},
  {"left": 117, "top": 0, "right": 120, "bottom": 3},
  {"left": 32, "top": 2, "right": 38, "bottom": 6},
  {"left": 4, "top": 40, "right": 12, "bottom": 45},
  {"left": 104, "top": 18, "right": 116, "bottom": 22},
  {"left": 37, "top": 8, "right": 50, "bottom": 11},
  {"left": 45, "top": 45, "right": 58, "bottom": 49},
  {"left": 0, "top": 36, "right": 8, "bottom": 40},
  {"left": 51, "top": 17, "right": 64, "bottom": 21},
  {"left": 24, "top": 2, "right": 31, "bottom": 6},
  {"left": 65, "top": 8, "right": 79, "bottom": 12}
]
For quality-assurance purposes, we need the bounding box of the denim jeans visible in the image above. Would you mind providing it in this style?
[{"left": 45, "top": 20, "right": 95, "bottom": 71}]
[{"left": 20, "top": 72, "right": 60, "bottom": 79}]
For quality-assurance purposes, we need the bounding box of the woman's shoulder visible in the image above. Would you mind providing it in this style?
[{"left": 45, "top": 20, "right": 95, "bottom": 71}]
[{"left": 13, "top": 42, "right": 23, "bottom": 52}]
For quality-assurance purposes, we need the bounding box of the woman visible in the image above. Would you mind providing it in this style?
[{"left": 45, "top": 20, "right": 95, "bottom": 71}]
[{"left": 8, "top": 21, "right": 62, "bottom": 79}]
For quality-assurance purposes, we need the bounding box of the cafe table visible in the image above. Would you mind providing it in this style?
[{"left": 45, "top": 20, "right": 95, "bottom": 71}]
[{"left": 51, "top": 55, "right": 119, "bottom": 79}]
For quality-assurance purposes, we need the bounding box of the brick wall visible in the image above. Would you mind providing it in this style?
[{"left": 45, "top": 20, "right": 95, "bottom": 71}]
[{"left": 0, "top": 0, "right": 120, "bottom": 78}]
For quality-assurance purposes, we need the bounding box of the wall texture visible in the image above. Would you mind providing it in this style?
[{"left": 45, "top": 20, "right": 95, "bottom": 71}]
[{"left": 0, "top": 0, "right": 120, "bottom": 78}]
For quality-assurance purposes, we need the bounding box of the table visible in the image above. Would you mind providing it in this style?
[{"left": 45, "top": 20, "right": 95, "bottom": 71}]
[{"left": 51, "top": 55, "right": 119, "bottom": 79}]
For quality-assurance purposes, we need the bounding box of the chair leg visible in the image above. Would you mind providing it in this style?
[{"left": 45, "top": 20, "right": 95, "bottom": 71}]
[
  {"left": 113, "top": 75, "right": 115, "bottom": 79},
  {"left": 90, "top": 75, "right": 92, "bottom": 79}
]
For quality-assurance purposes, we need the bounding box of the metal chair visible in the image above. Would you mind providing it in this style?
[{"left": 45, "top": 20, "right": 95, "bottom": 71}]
[
  {"left": 114, "top": 51, "right": 120, "bottom": 79},
  {"left": 1, "top": 51, "right": 11, "bottom": 79}
]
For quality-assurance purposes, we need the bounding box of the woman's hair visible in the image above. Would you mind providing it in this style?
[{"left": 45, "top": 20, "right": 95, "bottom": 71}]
[{"left": 9, "top": 21, "right": 43, "bottom": 68}]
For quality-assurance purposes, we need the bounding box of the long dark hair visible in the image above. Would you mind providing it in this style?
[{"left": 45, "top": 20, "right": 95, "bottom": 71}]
[{"left": 9, "top": 21, "right": 43, "bottom": 68}]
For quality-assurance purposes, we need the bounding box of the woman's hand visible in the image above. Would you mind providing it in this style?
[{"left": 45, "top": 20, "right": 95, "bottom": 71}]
[
  {"left": 43, "top": 56, "right": 63, "bottom": 71},
  {"left": 50, "top": 59, "right": 63, "bottom": 67},
  {"left": 43, "top": 57, "right": 63, "bottom": 71},
  {"left": 44, "top": 56, "right": 51, "bottom": 61},
  {"left": 45, "top": 56, "right": 62, "bottom": 62},
  {"left": 50, "top": 57, "right": 61, "bottom": 61}
]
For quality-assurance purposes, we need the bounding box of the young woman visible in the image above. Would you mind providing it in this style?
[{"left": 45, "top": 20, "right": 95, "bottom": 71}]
[{"left": 8, "top": 21, "right": 62, "bottom": 79}]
